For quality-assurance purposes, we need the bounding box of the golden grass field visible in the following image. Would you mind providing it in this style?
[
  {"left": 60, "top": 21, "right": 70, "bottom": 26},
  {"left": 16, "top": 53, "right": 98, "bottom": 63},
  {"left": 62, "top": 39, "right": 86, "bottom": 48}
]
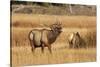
[{"left": 11, "top": 14, "right": 96, "bottom": 66}]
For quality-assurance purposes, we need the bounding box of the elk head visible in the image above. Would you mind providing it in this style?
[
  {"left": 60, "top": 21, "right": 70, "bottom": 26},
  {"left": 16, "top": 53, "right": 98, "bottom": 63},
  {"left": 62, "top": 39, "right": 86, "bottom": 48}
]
[{"left": 50, "top": 22, "right": 62, "bottom": 33}]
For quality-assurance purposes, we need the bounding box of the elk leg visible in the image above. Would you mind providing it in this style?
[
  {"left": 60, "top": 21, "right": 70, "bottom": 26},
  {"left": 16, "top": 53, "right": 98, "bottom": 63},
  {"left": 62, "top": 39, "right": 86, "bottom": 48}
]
[
  {"left": 41, "top": 47, "right": 44, "bottom": 53},
  {"left": 41, "top": 43, "right": 44, "bottom": 53},
  {"left": 77, "top": 44, "right": 80, "bottom": 48},
  {"left": 30, "top": 40, "right": 35, "bottom": 53},
  {"left": 73, "top": 44, "right": 75, "bottom": 49},
  {"left": 31, "top": 45, "right": 35, "bottom": 53},
  {"left": 48, "top": 45, "right": 52, "bottom": 54},
  {"left": 43, "top": 41, "right": 52, "bottom": 54},
  {"left": 69, "top": 42, "right": 73, "bottom": 48},
  {"left": 70, "top": 40, "right": 73, "bottom": 48}
]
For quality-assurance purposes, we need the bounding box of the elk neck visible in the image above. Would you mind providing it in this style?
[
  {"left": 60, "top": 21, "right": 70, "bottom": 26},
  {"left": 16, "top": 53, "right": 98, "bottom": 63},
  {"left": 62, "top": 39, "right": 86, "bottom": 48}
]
[{"left": 47, "top": 30, "right": 61, "bottom": 44}]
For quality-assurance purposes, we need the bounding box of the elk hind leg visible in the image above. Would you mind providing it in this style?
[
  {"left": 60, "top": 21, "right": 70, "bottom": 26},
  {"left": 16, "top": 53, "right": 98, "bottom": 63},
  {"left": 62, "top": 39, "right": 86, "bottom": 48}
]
[
  {"left": 41, "top": 43, "right": 44, "bottom": 53},
  {"left": 30, "top": 40, "right": 35, "bottom": 53}
]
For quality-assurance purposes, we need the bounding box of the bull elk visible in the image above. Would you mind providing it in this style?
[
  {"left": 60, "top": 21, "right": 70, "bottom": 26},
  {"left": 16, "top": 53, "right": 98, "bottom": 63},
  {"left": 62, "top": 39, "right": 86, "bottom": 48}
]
[{"left": 28, "top": 22, "right": 62, "bottom": 53}]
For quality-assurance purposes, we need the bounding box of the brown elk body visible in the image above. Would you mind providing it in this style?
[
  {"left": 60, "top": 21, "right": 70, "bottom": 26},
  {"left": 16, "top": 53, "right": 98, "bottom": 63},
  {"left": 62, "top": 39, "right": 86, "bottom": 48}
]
[{"left": 28, "top": 23, "right": 62, "bottom": 53}]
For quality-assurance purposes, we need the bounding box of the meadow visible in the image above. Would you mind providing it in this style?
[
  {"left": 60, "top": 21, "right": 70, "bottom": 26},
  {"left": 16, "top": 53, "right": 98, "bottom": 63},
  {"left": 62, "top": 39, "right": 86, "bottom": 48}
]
[{"left": 11, "top": 14, "right": 96, "bottom": 66}]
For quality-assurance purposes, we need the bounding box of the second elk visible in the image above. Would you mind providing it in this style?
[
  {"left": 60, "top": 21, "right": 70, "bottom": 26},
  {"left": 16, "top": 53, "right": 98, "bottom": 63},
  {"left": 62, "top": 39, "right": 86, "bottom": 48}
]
[{"left": 68, "top": 32, "right": 86, "bottom": 49}]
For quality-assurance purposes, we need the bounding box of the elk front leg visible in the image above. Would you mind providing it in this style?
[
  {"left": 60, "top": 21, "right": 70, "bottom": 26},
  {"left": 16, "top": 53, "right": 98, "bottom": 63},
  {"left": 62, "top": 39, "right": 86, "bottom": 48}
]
[{"left": 48, "top": 45, "right": 52, "bottom": 54}]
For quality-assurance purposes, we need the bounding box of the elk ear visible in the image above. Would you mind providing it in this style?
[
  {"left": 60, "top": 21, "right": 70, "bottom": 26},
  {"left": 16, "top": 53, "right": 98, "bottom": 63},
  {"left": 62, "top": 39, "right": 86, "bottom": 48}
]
[
  {"left": 76, "top": 32, "right": 80, "bottom": 37},
  {"left": 76, "top": 32, "right": 79, "bottom": 35}
]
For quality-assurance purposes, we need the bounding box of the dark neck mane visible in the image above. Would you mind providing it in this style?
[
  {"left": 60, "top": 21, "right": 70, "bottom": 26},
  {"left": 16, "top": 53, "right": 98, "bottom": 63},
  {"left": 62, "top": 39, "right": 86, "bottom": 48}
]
[{"left": 47, "top": 30, "right": 60, "bottom": 44}]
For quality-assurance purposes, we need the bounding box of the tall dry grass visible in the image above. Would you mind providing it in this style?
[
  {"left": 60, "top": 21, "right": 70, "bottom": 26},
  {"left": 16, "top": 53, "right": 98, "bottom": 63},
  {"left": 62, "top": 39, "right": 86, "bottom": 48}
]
[{"left": 12, "top": 46, "right": 96, "bottom": 66}]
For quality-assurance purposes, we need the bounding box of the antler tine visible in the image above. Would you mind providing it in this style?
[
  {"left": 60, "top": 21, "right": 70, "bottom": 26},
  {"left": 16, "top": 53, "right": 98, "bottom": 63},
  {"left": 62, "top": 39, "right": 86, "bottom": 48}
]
[
  {"left": 55, "top": 18, "right": 62, "bottom": 25},
  {"left": 56, "top": 20, "right": 59, "bottom": 24}
]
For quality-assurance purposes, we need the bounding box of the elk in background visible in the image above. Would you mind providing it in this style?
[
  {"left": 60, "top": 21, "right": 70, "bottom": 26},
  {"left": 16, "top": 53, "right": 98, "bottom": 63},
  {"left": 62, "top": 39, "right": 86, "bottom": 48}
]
[{"left": 68, "top": 32, "right": 86, "bottom": 49}]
